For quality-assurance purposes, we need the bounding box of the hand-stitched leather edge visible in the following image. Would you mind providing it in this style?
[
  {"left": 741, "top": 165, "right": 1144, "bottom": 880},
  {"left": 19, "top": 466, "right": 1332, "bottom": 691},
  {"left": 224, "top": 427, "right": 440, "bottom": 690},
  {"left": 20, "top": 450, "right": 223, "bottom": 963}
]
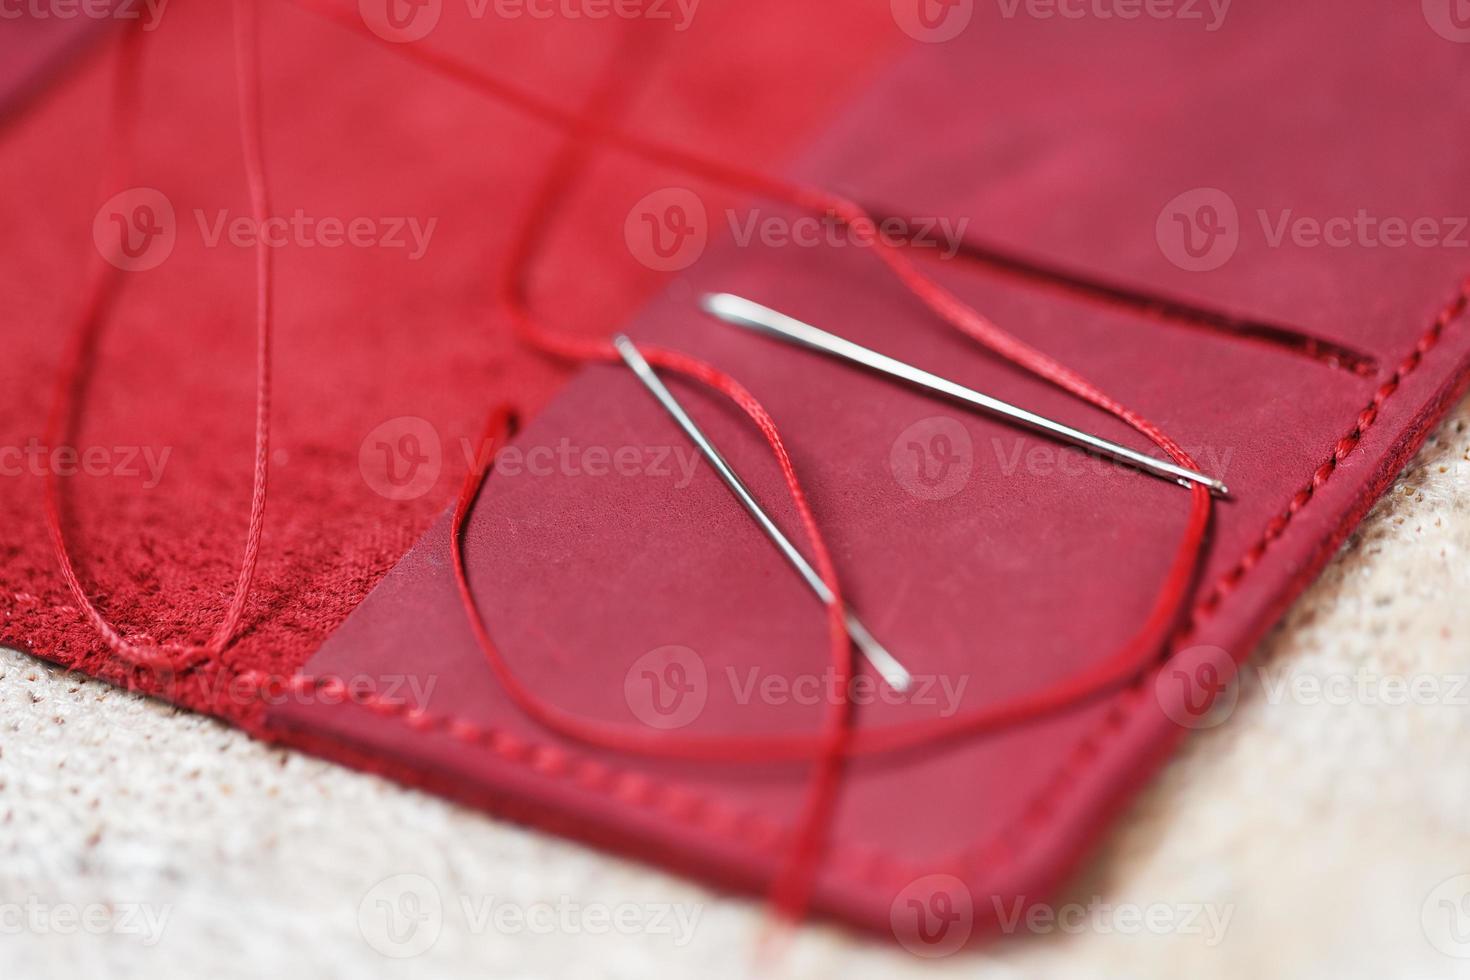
[
  {"left": 944, "top": 277, "right": 1470, "bottom": 877},
  {"left": 257, "top": 277, "right": 1470, "bottom": 902},
  {"left": 247, "top": 670, "right": 923, "bottom": 891}
]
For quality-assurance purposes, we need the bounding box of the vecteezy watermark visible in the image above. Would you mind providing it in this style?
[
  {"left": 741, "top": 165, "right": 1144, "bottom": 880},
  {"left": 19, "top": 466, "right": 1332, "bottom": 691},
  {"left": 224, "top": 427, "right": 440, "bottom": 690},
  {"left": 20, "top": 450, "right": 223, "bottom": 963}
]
[
  {"left": 1157, "top": 187, "right": 1470, "bottom": 272},
  {"left": 1256, "top": 665, "right": 1470, "bottom": 709},
  {"left": 0, "top": 0, "right": 168, "bottom": 31},
  {"left": 624, "top": 645, "right": 708, "bottom": 729},
  {"left": 1423, "top": 874, "right": 1470, "bottom": 958},
  {"left": 0, "top": 897, "right": 172, "bottom": 946},
  {"left": 624, "top": 187, "right": 709, "bottom": 272},
  {"left": 360, "top": 416, "right": 443, "bottom": 501},
  {"left": 358, "top": 0, "right": 699, "bottom": 43},
  {"left": 891, "top": 416, "right": 974, "bottom": 501},
  {"left": 1155, "top": 187, "right": 1239, "bottom": 272},
  {"left": 1422, "top": 0, "right": 1470, "bottom": 43},
  {"left": 989, "top": 437, "right": 1235, "bottom": 484},
  {"left": 492, "top": 439, "right": 701, "bottom": 487},
  {"left": 358, "top": 416, "right": 705, "bottom": 501},
  {"left": 891, "top": 0, "right": 975, "bottom": 43},
  {"left": 107, "top": 667, "right": 442, "bottom": 734},
  {"left": 623, "top": 189, "right": 971, "bottom": 271},
  {"left": 995, "top": 0, "right": 1231, "bottom": 31},
  {"left": 991, "top": 895, "right": 1234, "bottom": 945},
  {"left": 1154, "top": 645, "right": 1243, "bottom": 730},
  {"left": 623, "top": 646, "right": 971, "bottom": 730},
  {"left": 93, "top": 187, "right": 177, "bottom": 271},
  {"left": 890, "top": 875, "right": 974, "bottom": 957},
  {"left": 93, "top": 188, "right": 437, "bottom": 271},
  {"left": 726, "top": 209, "right": 970, "bottom": 260},
  {"left": 195, "top": 209, "right": 437, "bottom": 260},
  {"left": 1154, "top": 647, "right": 1470, "bottom": 731},
  {"left": 357, "top": 874, "right": 703, "bottom": 958},
  {"left": 725, "top": 666, "right": 969, "bottom": 715},
  {"left": 0, "top": 439, "right": 171, "bottom": 488},
  {"left": 359, "top": 874, "right": 443, "bottom": 958}
]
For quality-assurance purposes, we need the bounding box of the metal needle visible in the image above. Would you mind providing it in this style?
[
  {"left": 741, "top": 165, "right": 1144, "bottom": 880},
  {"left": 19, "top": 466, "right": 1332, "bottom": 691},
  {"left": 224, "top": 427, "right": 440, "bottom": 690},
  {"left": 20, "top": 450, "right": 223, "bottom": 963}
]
[
  {"left": 612, "top": 334, "right": 913, "bottom": 692},
  {"left": 701, "top": 292, "right": 1230, "bottom": 497}
]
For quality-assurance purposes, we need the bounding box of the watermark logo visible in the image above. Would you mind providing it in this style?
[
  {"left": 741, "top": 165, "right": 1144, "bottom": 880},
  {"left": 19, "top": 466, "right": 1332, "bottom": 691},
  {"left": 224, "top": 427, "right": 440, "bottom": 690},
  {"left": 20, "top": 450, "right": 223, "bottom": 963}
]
[
  {"left": 484, "top": 0, "right": 700, "bottom": 28},
  {"left": 1423, "top": 874, "right": 1470, "bottom": 957},
  {"left": 0, "top": 0, "right": 169, "bottom": 31},
  {"left": 1156, "top": 187, "right": 1239, "bottom": 272},
  {"left": 989, "top": 436, "right": 1234, "bottom": 483},
  {"left": 357, "top": 876, "right": 702, "bottom": 953},
  {"left": 890, "top": 416, "right": 974, "bottom": 500},
  {"left": 726, "top": 666, "right": 969, "bottom": 715},
  {"left": 890, "top": 874, "right": 973, "bottom": 957},
  {"left": 94, "top": 188, "right": 437, "bottom": 269},
  {"left": 891, "top": 0, "right": 974, "bottom": 42},
  {"left": 360, "top": 0, "right": 442, "bottom": 42},
  {"left": 360, "top": 416, "right": 443, "bottom": 501},
  {"left": 624, "top": 645, "right": 708, "bottom": 729},
  {"left": 1155, "top": 644, "right": 1241, "bottom": 730},
  {"left": 0, "top": 897, "right": 172, "bottom": 946},
  {"left": 727, "top": 209, "right": 969, "bottom": 258},
  {"left": 995, "top": 0, "right": 1231, "bottom": 31},
  {"left": 360, "top": 0, "right": 699, "bottom": 38},
  {"left": 624, "top": 187, "right": 708, "bottom": 272},
  {"left": 1160, "top": 188, "right": 1470, "bottom": 271},
  {"left": 1, "top": 439, "right": 171, "bottom": 488},
  {"left": 112, "top": 668, "right": 441, "bottom": 732},
  {"left": 195, "top": 209, "right": 437, "bottom": 260},
  {"left": 1256, "top": 666, "right": 1470, "bottom": 708},
  {"left": 93, "top": 187, "right": 176, "bottom": 272},
  {"left": 992, "top": 895, "right": 1233, "bottom": 944},
  {"left": 494, "top": 438, "right": 701, "bottom": 487},
  {"left": 1423, "top": 0, "right": 1470, "bottom": 42},
  {"left": 358, "top": 874, "right": 444, "bottom": 958}
]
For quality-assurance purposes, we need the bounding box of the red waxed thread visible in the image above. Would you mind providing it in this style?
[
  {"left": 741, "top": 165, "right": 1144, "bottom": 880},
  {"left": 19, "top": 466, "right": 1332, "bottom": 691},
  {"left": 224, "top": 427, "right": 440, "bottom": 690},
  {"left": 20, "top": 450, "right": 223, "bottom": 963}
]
[
  {"left": 294, "top": 0, "right": 1215, "bottom": 662},
  {"left": 215, "top": 0, "right": 275, "bottom": 658},
  {"left": 44, "top": 3, "right": 274, "bottom": 672},
  {"left": 40, "top": 6, "right": 1213, "bottom": 933},
  {"left": 49, "top": 0, "right": 1224, "bottom": 935},
  {"left": 393, "top": 6, "right": 1211, "bottom": 925},
  {"left": 488, "top": 23, "right": 855, "bottom": 927},
  {"left": 414, "top": 19, "right": 1213, "bottom": 758},
  {"left": 42, "top": 25, "right": 168, "bottom": 667}
]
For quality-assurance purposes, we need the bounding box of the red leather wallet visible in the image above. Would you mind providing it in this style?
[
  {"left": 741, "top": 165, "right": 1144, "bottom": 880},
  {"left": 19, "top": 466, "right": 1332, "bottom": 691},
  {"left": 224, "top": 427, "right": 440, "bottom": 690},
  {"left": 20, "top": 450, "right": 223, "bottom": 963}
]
[
  {"left": 266, "top": 0, "right": 1470, "bottom": 944},
  {"left": 5, "top": 0, "right": 1468, "bottom": 950}
]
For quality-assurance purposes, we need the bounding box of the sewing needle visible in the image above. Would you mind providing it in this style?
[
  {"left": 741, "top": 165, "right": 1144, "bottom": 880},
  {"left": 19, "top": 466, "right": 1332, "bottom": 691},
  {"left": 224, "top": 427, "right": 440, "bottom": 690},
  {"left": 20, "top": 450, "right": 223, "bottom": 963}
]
[
  {"left": 701, "top": 293, "right": 1229, "bottom": 497},
  {"left": 612, "top": 334, "right": 913, "bottom": 693}
]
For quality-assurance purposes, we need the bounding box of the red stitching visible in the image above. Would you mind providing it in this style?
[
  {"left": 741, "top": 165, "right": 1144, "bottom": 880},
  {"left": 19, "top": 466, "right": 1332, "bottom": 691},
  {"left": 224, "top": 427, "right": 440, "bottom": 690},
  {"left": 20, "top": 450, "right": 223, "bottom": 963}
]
[
  {"left": 945, "top": 278, "right": 1470, "bottom": 876},
  {"left": 258, "top": 282, "right": 1468, "bottom": 898},
  {"left": 247, "top": 670, "right": 922, "bottom": 887}
]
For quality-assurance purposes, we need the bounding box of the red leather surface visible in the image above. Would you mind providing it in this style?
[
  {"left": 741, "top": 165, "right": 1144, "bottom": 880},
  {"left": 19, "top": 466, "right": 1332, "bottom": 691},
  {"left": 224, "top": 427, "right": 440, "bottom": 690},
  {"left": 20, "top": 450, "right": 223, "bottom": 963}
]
[
  {"left": 0, "top": 4, "right": 116, "bottom": 124},
  {"left": 4, "top": 0, "right": 1468, "bottom": 947},
  {"left": 0, "top": 1, "right": 902, "bottom": 708},
  {"left": 266, "top": 1, "right": 1470, "bottom": 941}
]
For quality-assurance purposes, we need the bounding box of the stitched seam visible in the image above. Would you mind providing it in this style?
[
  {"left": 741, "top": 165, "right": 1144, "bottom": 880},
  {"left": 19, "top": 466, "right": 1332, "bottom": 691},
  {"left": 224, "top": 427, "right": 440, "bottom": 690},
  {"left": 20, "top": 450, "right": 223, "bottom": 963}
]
[
  {"left": 251, "top": 671, "right": 921, "bottom": 889},
  {"left": 949, "top": 278, "right": 1470, "bottom": 876},
  {"left": 262, "top": 280, "right": 1468, "bottom": 895}
]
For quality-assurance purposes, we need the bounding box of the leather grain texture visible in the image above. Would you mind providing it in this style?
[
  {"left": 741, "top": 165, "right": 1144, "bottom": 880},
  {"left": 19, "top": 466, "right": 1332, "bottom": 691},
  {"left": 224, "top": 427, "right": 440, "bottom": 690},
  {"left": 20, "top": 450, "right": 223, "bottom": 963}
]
[
  {"left": 3, "top": 0, "right": 1467, "bottom": 947},
  {"left": 268, "top": 0, "right": 1470, "bottom": 942}
]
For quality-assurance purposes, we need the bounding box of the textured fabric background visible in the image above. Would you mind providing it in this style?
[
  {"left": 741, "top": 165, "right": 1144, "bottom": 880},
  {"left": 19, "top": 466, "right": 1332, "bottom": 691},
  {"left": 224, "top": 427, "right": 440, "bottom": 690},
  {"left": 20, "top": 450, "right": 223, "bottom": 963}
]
[{"left": 4, "top": 395, "right": 1467, "bottom": 980}]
